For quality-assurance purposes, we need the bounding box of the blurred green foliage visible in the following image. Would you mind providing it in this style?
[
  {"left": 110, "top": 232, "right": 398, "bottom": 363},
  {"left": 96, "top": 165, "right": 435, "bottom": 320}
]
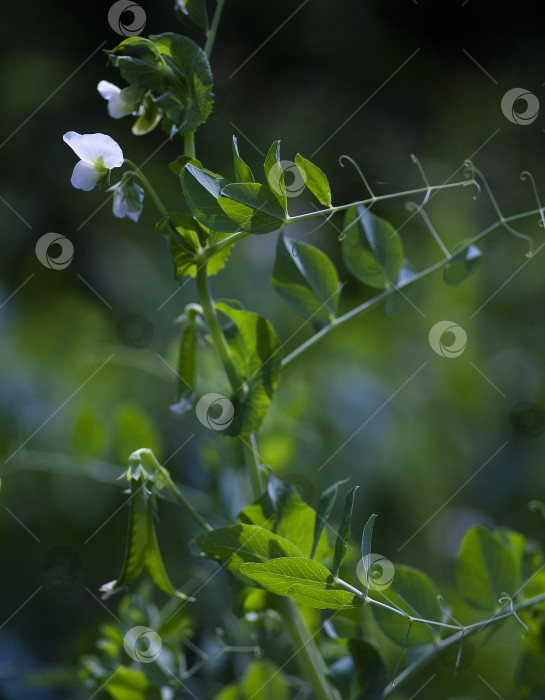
[{"left": 2, "top": 1, "right": 545, "bottom": 699}]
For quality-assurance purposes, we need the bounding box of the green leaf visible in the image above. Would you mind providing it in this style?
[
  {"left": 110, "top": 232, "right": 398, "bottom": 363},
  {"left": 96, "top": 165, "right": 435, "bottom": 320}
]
[
  {"left": 370, "top": 565, "right": 443, "bottom": 646},
  {"left": 333, "top": 486, "right": 359, "bottom": 577},
  {"left": 169, "top": 155, "right": 194, "bottom": 177},
  {"left": 456, "top": 525, "right": 521, "bottom": 611},
  {"left": 71, "top": 406, "right": 104, "bottom": 458},
  {"left": 361, "top": 513, "right": 377, "bottom": 598},
  {"left": 240, "top": 557, "right": 361, "bottom": 609},
  {"left": 516, "top": 630, "right": 545, "bottom": 698},
  {"left": 272, "top": 235, "right": 340, "bottom": 329},
  {"left": 294, "top": 154, "right": 332, "bottom": 207},
  {"left": 242, "top": 660, "right": 290, "bottom": 700},
  {"left": 239, "top": 481, "right": 329, "bottom": 562},
  {"left": 311, "top": 480, "right": 347, "bottom": 560},
  {"left": 443, "top": 242, "right": 483, "bottom": 285},
  {"left": 99, "top": 474, "right": 148, "bottom": 598},
  {"left": 174, "top": 0, "right": 209, "bottom": 34},
  {"left": 108, "top": 34, "right": 214, "bottom": 134},
  {"left": 342, "top": 205, "right": 404, "bottom": 289},
  {"left": 240, "top": 557, "right": 332, "bottom": 594},
  {"left": 264, "top": 140, "right": 287, "bottom": 211},
  {"left": 197, "top": 524, "right": 303, "bottom": 585},
  {"left": 160, "top": 212, "right": 233, "bottom": 279},
  {"left": 215, "top": 303, "right": 282, "bottom": 436},
  {"left": 286, "top": 584, "right": 361, "bottom": 609},
  {"left": 181, "top": 164, "right": 241, "bottom": 233},
  {"left": 105, "top": 666, "right": 150, "bottom": 700},
  {"left": 232, "top": 135, "right": 255, "bottom": 183},
  {"left": 219, "top": 183, "right": 286, "bottom": 235}
]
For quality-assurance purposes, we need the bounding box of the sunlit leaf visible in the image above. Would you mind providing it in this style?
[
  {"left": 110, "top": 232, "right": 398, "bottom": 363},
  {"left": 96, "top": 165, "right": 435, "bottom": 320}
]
[
  {"left": 272, "top": 235, "right": 340, "bottom": 329},
  {"left": 456, "top": 525, "right": 521, "bottom": 611},
  {"left": 342, "top": 205, "right": 403, "bottom": 289},
  {"left": 295, "top": 154, "right": 332, "bottom": 207}
]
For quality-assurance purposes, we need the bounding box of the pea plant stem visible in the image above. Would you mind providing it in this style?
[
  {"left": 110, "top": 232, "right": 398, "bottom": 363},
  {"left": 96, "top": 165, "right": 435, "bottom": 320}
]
[
  {"left": 281, "top": 207, "right": 543, "bottom": 368},
  {"left": 205, "top": 0, "right": 225, "bottom": 58},
  {"left": 335, "top": 572, "right": 545, "bottom": 697},
  {"left": 241, "top": 435, "right": 340, "bottom": 700},
  {"left": 123, "top": 160, "right": 168, "bottom": 218}
]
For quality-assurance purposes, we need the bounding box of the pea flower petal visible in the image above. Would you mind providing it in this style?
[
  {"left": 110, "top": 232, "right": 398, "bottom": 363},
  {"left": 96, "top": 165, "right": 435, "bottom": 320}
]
[
  {"left": 97, "top": 80, "right": 134, "bottom": 119},
  {"left": 108, "top": 178, "right": 145, "bottom": 222},
  {"left": 63, "top": 131, "right": 124, "bottom": 191}
]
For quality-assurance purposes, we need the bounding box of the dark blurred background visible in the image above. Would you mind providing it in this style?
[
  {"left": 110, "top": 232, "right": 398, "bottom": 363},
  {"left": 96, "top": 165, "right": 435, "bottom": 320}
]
[{"left": 2, "top": 1, "right": 545, "bottom": 698}]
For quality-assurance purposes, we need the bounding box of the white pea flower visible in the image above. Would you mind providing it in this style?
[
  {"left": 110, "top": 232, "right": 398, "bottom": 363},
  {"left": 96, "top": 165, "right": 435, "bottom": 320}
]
[
  {"left": 108, "top": 177, "right": 145, "bottom": 222},
  {"left": 97, "top": 80, "right": 136, "bottom": 119},
  {"left": 63, "top": 131, "right": 124, "bottom": 191}
]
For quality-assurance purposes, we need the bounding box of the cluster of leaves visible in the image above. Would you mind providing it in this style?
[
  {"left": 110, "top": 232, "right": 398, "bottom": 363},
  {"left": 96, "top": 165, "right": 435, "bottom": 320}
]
[
  {"left": 57, "top": 3, "right": 545, "bottom": 700},
  {"left": 105, "top": 30, "right": 213, "bottom": 136}
]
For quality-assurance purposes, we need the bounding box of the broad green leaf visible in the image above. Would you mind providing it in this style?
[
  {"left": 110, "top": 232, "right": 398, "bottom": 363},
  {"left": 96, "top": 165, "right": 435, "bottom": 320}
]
[
  {"left": 71, "top": 406, "right": 104, "bottom": 458},
  {"left": 219, "top": 183, "right": 286, "bottom": 235},
  {"left": 342, "top": 205, "right": 403, "bottom": 289},
  {"left": 144, "top": 499, "right": 192, "bottom": 601},
  {"left": 272, "top": 235, "right": 340, "bottom": 329},
  {"left": 215, "top": 303, "right": 282, "bottom": 435},
  {"left": 443, "top": 242, "right": 483, "bottom": 285},
  {"left": 361, "top": 514, "right": 377, "bottom": 598},
  {"left": 240, "top": 557, "right": 333, "bottom": 594},
  {"left": 113, "top": 404, "right": 162, "bottom": 465},
  {"left": 105, "top": 666, "right": 150, "bottom": 700},
  {"left": 456, "top": 525, "right": 520, "bottom": 611},
  {"left": 264, "top": 140, "right": 287, "bottom": 211},
  {"left": 311, "top": 480, "right": 347, "bottom": 560},
  {"left": 370, "top": 565, "right": 443, "bottom": 646},
  {"left": 99, "top": 475, "right": 148, "bottom": 598},
  {"left": 286, "top": 584, "right": 361, "bottom": 609},
  {"left": 243, "top": 660, "right": 290, "bottom": 700},
  {"left": 169, "top": 155, "right": 194, "bottom": 177},
  {"left": 238, "top": 484, "right": 329, "bottom": 562},
  {"left": 181, "top": 164, "right": 240, "bottom": 233},
  {"left": 232, "top": 135, "right": 255, "bottom": 183},
  {"left": 240, "top": 558, "right": 361, "bottom": 609},
  {"left": 295, "top": 154, "right": 332, "bottom": 207},
  {"left": 333, "top": 486, "right": 359, "bottom": 577},
  {"left": 197, "top": 524, "right": 303, "bottom": 585},
  {"left": 174, "top": 0, "right": 209, "bottom": 34}
]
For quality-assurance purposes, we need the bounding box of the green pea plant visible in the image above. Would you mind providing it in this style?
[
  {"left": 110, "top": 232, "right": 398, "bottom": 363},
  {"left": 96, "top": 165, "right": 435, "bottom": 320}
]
[{"left": 50, "top": 2, "right": 545, "bottom": 699}]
